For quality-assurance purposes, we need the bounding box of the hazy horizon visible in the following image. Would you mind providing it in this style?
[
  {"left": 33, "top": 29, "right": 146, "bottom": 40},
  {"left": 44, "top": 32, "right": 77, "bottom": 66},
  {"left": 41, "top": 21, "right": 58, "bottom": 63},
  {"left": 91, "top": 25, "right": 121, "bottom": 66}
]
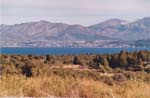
[
  {"left": 0, "top": 0, "right": 150, "bottom": 26},
  {"left": 1, "top": 17, "right": 150, "bottom": 26}
]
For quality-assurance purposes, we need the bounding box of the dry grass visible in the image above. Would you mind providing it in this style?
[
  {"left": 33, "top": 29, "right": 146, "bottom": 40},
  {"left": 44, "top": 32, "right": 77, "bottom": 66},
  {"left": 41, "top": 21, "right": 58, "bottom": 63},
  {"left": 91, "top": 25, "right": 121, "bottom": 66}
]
[{"left": 0, "top": 75, "right": 150, "bottom": 98}]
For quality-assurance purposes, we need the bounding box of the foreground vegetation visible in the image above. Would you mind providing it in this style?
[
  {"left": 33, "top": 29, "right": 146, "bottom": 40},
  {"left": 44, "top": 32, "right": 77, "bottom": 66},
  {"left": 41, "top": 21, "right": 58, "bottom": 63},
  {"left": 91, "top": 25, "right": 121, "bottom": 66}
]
[
  {"left": 0, "top": 74, "right": 150, "bottom": 98},
  {"left": 0, "top": 50, "right": 150, "bottom": 97}
]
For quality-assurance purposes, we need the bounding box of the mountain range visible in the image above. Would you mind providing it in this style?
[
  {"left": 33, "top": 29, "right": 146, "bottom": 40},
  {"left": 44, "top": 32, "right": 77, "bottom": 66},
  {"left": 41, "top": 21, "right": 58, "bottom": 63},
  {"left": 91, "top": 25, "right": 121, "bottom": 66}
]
[{"left": 1, "top": 17, "right": 150, "bottom": 41}]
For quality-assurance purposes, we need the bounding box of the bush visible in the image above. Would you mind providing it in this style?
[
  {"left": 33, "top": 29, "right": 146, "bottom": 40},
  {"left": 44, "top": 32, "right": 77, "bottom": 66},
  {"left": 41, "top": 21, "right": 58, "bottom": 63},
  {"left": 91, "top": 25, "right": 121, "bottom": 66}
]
[
  {"left": 73, "top": 56, "right": 81, "bottom": 65},
  {"left": 113, "top": 73, "right": 126, "bottom": 82},
  {"left": 145, "top": 68, "right": 150, "bottom": 73},
  {"left": 21, "top": 66, "right": 32, "bottom": 77}
]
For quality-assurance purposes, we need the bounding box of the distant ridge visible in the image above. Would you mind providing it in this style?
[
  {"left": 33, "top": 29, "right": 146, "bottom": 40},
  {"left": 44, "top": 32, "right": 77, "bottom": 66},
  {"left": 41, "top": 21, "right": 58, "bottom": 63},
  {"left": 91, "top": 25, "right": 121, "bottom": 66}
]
[
  {"left": 89, "top": 17, "right": 150, "bottom": 40},
  {"left": 1, "top": 17, "right": 150, "bottom": 41}
]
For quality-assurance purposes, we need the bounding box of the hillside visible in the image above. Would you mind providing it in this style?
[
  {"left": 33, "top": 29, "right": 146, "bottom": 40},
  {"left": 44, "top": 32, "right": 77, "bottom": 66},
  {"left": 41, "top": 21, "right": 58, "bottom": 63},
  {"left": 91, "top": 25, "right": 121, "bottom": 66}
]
[
  {"left": 1, "top": 21, "right": 112, "bottom": 41},
  {"left": 89, "top": 17, "right": 150, "bottom": 40},
  {"left": 1, "top": 17, "right": 150, "bottom": 41}
]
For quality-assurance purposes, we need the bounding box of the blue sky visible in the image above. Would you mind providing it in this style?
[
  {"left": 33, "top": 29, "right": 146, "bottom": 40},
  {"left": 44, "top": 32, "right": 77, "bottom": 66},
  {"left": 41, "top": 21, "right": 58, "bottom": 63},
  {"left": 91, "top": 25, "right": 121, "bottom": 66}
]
[{"left": 0, "top": 0, "right": 150, "bottom": 26}]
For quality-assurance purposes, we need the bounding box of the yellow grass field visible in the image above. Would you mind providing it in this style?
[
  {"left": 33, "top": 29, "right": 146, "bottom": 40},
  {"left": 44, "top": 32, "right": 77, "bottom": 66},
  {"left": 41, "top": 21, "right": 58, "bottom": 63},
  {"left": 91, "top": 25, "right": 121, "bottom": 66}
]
[{"left": 0, "top": 75, "right": 150, "bottom": 98}]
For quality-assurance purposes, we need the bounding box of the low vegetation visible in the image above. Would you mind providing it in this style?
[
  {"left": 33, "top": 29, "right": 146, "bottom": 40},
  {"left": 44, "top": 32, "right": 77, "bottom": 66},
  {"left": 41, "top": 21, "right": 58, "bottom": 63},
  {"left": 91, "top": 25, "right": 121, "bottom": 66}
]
[
  {"left": 0, "top": 75, "right": 150, "bottom": 98},
  {"left": 0, "top": 50, "right": 150, "bottom": 97}
]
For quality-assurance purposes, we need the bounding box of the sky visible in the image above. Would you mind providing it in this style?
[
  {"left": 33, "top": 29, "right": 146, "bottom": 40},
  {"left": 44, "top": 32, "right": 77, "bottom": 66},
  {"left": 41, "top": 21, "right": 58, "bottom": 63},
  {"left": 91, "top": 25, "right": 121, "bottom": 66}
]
[{"left": 0, "top": 0, "right": 150, "bottom": 26}]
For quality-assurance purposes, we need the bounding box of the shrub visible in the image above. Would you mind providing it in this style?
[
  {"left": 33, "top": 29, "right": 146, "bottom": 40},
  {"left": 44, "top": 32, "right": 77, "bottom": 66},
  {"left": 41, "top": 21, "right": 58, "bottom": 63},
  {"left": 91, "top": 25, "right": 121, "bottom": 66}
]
[
  {"left": 113, "top": 73, "right": 126, "bottom": 82},
  {"left": 73, "top": 56, "right": 81, "bottom": 65},
  {"left": 21, "top": 66, "right": 32, "bottom": 77},
  {"left": 145, "top": 68, "right": 150, "bottom": 73}
]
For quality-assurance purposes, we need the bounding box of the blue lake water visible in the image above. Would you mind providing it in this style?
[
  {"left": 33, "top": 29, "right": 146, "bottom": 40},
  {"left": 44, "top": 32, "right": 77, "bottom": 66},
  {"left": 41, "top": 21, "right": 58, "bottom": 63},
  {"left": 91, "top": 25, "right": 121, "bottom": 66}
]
[{"left": 1, "top": 47, "right": 150, "bottom": 55}]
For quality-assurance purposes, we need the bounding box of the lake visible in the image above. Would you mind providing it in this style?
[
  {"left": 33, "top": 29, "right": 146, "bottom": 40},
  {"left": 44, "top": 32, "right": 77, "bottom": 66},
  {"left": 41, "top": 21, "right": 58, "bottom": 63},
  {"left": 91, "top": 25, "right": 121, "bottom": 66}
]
[{"left": 1, "top": 47, "right": 150, "bottom": 55}]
